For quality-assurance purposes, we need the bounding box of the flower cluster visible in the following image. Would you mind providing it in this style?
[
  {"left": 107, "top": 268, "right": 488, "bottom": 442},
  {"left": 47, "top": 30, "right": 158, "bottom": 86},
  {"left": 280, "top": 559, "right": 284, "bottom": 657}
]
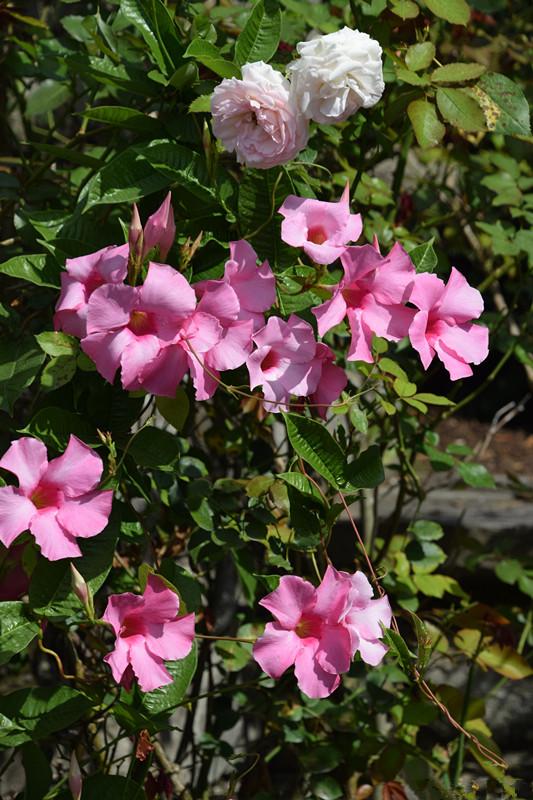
[
  {"left": 253, "top": 566, "right": 391, "bottom": 698},
  {"left": 211, "top": 27, "right": 385, "bottom": 169}
]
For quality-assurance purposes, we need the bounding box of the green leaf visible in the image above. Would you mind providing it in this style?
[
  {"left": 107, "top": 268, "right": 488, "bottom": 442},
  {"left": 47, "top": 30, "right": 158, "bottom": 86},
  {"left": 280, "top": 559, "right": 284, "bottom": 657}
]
[
  {"left": 0, "top": 338, "right": 45, "bottom": 414},
  {"left": 378, "top": 357, "right": 408, "bottom": 381},
  {"left": 407, "top": 99, "right": 445, "bottom": 148},
  {"left": 424, "top": 0, "right": 471, "bottom": 25},
  {"left": 405, "top": 42, "right": 435, "bottom": 72},
  {"left": 80, "top": 140, "right": 214, "bottom": 211},
  {"left": 141, "top": 644, "right": 197, "bottom": 714},
  {"left": 410, "top": 612, "right": 433, "bottom": 673},
  {"left": 29, "top": 521, "right": 118, "bottom": 619},
  {"left": 413, "top": 573, "right": 461, "bottom": 597},
  {"left": 410, "top": 520, "right": 444, "bottom": 541},
  {"left": 158, "top": 560, "right": 203, "bottom": 612},
  {"left": 277, "top": 472, "right": 325, "bottom": 504},
  {"left": 431, "top": 62, "right": 486, "bottom": 83},
  {"left": 393, "top": 377, "right": 417, "bottom": 398},
  {"left": 189, "top": 94, "right": 212, "bottom": 113},
  {"left": 238, "top": 168, "right": 294, "bottom": 269},
  {"left": 395, "top": 67, "right": 429, "bottom": 87},
  {"left": 415, "top": 392, "right": 454, "bottom": 406},
  {"left": 381, "top": 628, "right": 415, "bottom": 674},
  {"left": 457, "top": 462, "right": 495, "bottom": 488},
  {"left": 311, "top": 776, "right": 344, "bottom": 800},
  {"left": 283, "top": 413, "right": 346, "bottom": 489},
  {"left": 390, "top": 0, "right": 420, "bottom": 18},
  {"left": 455, "top": 629, "right": 533, "bottom": 680},
  {"left": 495, "top": 559, "right": 522, "bottom": 585},
  {"left": 474, "top": 72, "right": 531, "bottom": 136},
  {"left": 128, "top": 426, "right": 181, "bottom": 469},
  {"left": 40, "top": 355, "right": 77, "bottom": 391},
  {"left": 184, "top": 39, "right": 240, "bottom": 78},
  {"left": 82, "top": 106, "right": 161, "bottom": 135},
  {"left": 344, "top": 446, "right": 385, "bottom": 489},
  {"left": 349, "top": 405, "right": 368, "bottom": 434},
  {"left": 0, "top": 603, "right": 40, "bottom": 666},
  {"left": 235, "top": 0, "right": 281, "bottom": 66},
  {"left": 25, "top": 80, "right": 70, "bottom": 117},
  {"left": 155, "top": 388, "right": 190, "bottom": 431},
  {"left": 35, "top": 332, "right": 79, "bottom": 357},
  {"left": 21, "top": 407, "right": 95, "bottom": 450},
  {"left": 408, "top": 238, "right": 437, "bottom": 273},
  {"left": 21, "top": 743, "right": 53, "bottom": 800},
  {"left": 436, "top": 87, "right": 486, "bottom": 132},
  {"left": 0, "top": 686, "right": 92, "bottom": 747},
  {"left": 0, "top": 254, "right": 60, "bottom": 288},
  {"left": 121, "top": 0, "right": 180, "bottom": 76}
]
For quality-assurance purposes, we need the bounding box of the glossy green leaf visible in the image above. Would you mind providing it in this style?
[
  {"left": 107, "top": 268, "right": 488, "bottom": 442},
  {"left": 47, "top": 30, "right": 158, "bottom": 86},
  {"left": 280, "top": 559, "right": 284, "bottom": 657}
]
[
  {"left": 0, "top": 254, "right": 60, "bottom": 288},
  {"left": 0, "top": 686, "right": 92, "bottom": 746},
  {"left": 235, "top": 0, "right": 281, "bottom": 66},
  {"left": 35, "top": 332, "right": 79, "bottom": 357},
  {"left": 424, "top": 0, "right": 471, "bottom": 25},
  {"left": 405, "top": 42, "right": 435, "bottom": 71},
  {"left": 156, "top": 388, "right": 190, "bottom": 431},
  {"left": 436, "top": 87, "right": 486, "bottom": 131},
  {"left": 345, "top": 446, "right": 385, "bottom": 489},
  {"left": 431, "top": 62, "right": 485, "bottom": 83},
  {"left": 0, "top": 603, "right": 40, "bottom": 666},
  {"left": 128, "top": 426, "right": 181, "bottom": 469},
  {"left": 475, "top": 72, "right": 531, "bottom": 136},
  {"left": 141, "top": 644, "right": 197, "bottom": 714},
  {"left": 184, "top": 39, "right": 240, "bottom": 78},
  {"left": 407, "top": 99, "right": 446, "bottom": 148},
  {"left": 21, "top": 406, "right": 96, "bottom": 450},
  {"left": 457, "top": 461, "right": 496, "bottom": 488},
  {"left": 0, "top": 339, "right": 45, "bottom": 414},
  {"left": 283, "top": 413, "right": 346, "bottom": 489}
]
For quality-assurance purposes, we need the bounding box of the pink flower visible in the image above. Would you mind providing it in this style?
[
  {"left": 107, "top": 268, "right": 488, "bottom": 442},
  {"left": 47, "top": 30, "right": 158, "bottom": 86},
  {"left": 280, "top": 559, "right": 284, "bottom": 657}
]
[
  {"left": 408, "top": 268, "right": 489, "bottom": 380},
  {"left": 81, "top": 262, "right": 223, "bottom": 396},
  {"left": 54, "top": 244, "right": 129, "bottom": 338},
  {"left": 246, "top": 315, "right": 345, "bottom": 413},
  {"left": 195, "top": 240, "right": 276, "bottom": 331},
  {"left": 211, "top": 61, "right": 309, "bottom": 169},
  {"left": 129, "top": 192, "right": 176, "bottom": 263},
  {"left": 308, "top": 343, "right": 348, "bottom": 418},
  {"left": 103, "top": 574, "right": 195, "bottom": 693},
  {"left": 313, "top": 243, "right": 415, "bottom": 363},
  {"left": 253, "top": 566, "right": 391, "bottom": 698},
  {"left": 278, "top": 183, "right": 362, "bottom": 265},
  {"left": 0, "top": 436, "right": 113, "bottom": 561}
]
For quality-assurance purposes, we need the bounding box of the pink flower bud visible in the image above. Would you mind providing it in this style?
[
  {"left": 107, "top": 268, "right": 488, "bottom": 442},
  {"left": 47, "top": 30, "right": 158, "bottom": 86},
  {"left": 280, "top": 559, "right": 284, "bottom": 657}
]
[
  {"left": 69, "top": 752, "right": 82, "bottom": 800},
  {"left": 142, "top": 192, "right": 176, "bottom": 261},
  {"left": 128, "top": 203, "right": 144, "bottom": 264},
  {"left": 70, "top": 563, "right": 94, "bottom": 620}
]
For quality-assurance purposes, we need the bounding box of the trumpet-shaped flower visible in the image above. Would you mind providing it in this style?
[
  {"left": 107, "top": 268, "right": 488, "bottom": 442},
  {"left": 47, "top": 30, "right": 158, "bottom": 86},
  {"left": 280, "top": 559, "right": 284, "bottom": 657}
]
[
  {"left": 54, "top": 244, "right": 129, "bottom": 338},
  {"left": 0, "top": 436, "right": 112, "bottom": 561},
  {"left": 313, "top": 243, "right": 415, "bottom": 362},
  {"left": 253, "top": 566, "right": 391, "bottom": 698},
  {"left": 103, "top": 574, "right": 195, "bottom": 693},
  {"left": 408, "top": 268, "right": 489, "bottom": 379},
  {"left": 246, "top": 315, "right": 345, "bottom": 413},
  {"left": 279, "top": 183, "right": 362, "bottom": 265}
]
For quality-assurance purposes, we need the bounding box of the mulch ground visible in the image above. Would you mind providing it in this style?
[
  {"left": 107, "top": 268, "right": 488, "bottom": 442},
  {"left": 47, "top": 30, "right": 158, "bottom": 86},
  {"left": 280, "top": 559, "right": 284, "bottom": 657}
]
[{"left": 437, "top": 417, "right": 533, "bottom": 478}]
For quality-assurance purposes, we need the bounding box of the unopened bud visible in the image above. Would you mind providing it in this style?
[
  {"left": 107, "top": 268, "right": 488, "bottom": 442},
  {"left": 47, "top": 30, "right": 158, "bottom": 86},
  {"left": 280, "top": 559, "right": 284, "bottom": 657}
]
[
  {"left": 69, "top": 752, "right": 82, "bottom": 800},
  {"left": 143, "top": 192, "right": 175, "bottom": 261},
  {"left": 70, "top": 564, "right": 94, "bottom": 621}
]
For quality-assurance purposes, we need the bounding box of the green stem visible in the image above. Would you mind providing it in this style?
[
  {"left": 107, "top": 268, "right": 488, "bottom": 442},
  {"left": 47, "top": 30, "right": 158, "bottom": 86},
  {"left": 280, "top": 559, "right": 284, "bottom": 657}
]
[{"left": 450, "top": 631, "right": 484, "bottom": 787}]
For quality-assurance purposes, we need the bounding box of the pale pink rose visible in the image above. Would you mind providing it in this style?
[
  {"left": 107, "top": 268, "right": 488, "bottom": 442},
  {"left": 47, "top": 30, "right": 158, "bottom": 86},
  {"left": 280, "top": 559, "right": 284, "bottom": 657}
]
[
  {"left": 408, "top": 268, "right": 489, "bottom": 380},
  {"left": 246, "top": 314, "right": 345, "bottom": 414},
  {"left": 211, "top": 61, "right": 309, "bottom": 169},
  {"left": 313, "top": 243, "right": 416, "bottom": 363},
  {"left": 54, "top": 244, "right": 129, "bottom": 338},
  {"left": 0, "top": 436, "right": 113, "bottom": 561},
  {"left": 253, "top": 566, "right": 391, "bottom": 698},
  {"left": 103, "top": 574, "right": 195, "bottom": 693},
  {"left": 278, "top": 183, "right": 362, "bottom": 265},
  {"left": 129, "top": 191, "right": 176, "bottom": 263}
]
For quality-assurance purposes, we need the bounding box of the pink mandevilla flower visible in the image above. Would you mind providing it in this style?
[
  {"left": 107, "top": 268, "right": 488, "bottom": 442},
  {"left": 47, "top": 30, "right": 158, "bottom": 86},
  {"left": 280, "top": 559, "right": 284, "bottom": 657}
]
[
  {"left": 129, "top": 191, "right": 176, "bottom": 263},
  {"left": 0, "top": 435, "right": 113, "bottom": 561},
  {"left": 253, "top": 566, "right": 391, "bottom": 698},
  {"left": 103, "top": 574, "right": 195, "bottom": 693},
  {"left": 313, "top": 243, "right": 415, "bottom": 363},
  {"left": 246, "top": 314, "right": 346, "bottom": 413},
  {"left": 54, "top": 244, "right": 129, "bottom": 338},
  {"left": 408, "top": 267, "right": 489, "bottom": 380},
  {"left": 81, "top": 262, "right": 224, "bottom": 397},
  {"left": 278, "top": 183, "right": 362, "bottom": 265}
]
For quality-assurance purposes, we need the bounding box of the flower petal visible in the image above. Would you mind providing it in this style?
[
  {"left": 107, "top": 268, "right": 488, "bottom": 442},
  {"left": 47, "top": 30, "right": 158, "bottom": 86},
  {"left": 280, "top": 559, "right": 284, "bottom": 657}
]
[
  {"left": 312, "top": 290, "right": 347, "bottom": 338},
  {"left": 0, "top": 437, "right": 48, "bottom": 494},
  {"left": 56, "top": 489, "right": 113, "bottom": 538},
  {"left": 44, "top": 435, "right": 104, "bottom": 496},
  {"left": 30, "top": 508, "right": 82, "bottom": 560},
  {"left": 0, "top": 487, "right": 36, "bottom": 548},
  {"left": 437, "top": 267, "right": 484, "bottom": 323},
  {"left": 316, "top": 624, "right": 353, "bottom": 675},
  {"left": 146, "top": 614, "right": 195, "bottom": 661},
  {"left": 104, "top": 637, "right": 131, "bottom": 685},
  {"left": 253, "top": 622, "right": 302, "bottom": 678},
  {"left": 293, "top": 644, "right": 341, "bottom": 698},
  {"left": 128, "top": 639, "right": 173, "bottom": 692},
  {"left": 259, "top": 575, "right": 316, "bottom": 628},
  {"left": 139, "top": 262, "right": 196, "bottom": 320}
]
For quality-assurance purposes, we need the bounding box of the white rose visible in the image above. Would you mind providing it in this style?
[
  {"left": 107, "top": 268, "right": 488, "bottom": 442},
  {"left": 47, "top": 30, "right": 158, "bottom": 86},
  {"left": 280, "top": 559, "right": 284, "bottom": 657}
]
[{"left": 287, "top": 27, "right": 385, "bottom": 125}]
